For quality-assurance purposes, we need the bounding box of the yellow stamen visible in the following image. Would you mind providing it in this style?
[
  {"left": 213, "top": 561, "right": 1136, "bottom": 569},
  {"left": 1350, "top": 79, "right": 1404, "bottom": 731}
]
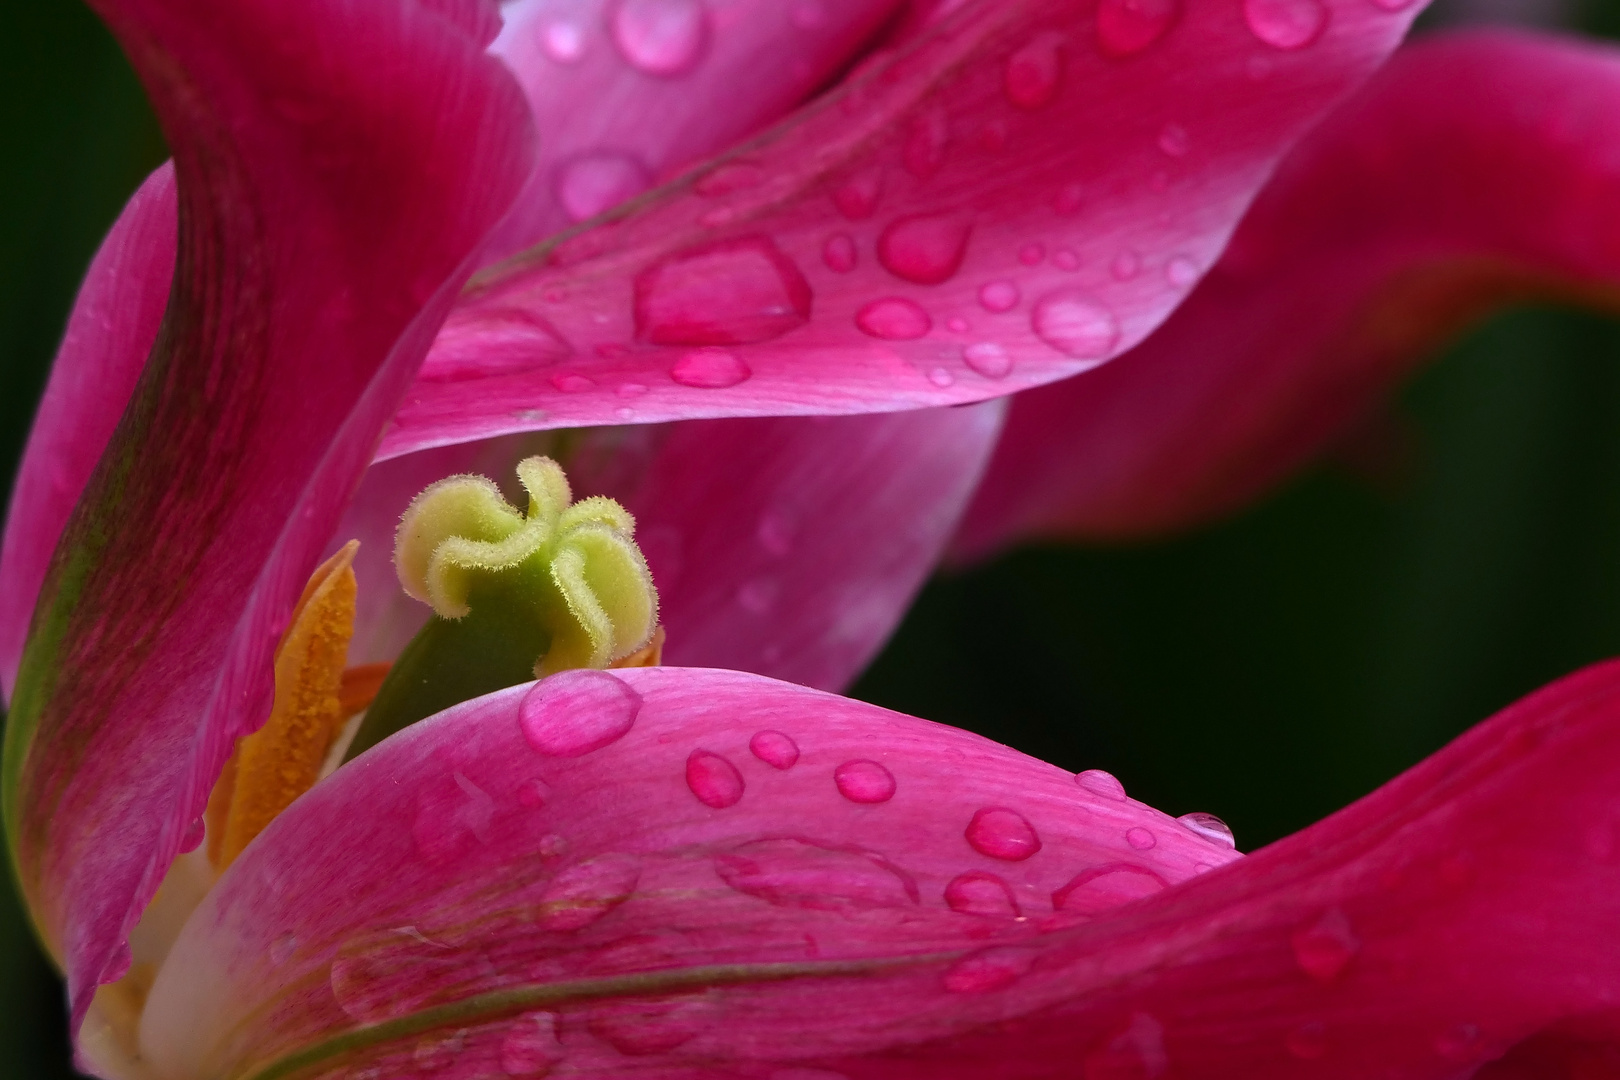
[{"left": 207, "top": 542, "right": 362, "bottom": 870}]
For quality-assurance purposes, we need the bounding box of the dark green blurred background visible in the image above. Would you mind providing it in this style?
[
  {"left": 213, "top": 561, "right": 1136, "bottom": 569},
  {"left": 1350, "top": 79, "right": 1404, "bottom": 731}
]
[{"left": 4, "top": 0, "right": 1619, "bottom": 1073}]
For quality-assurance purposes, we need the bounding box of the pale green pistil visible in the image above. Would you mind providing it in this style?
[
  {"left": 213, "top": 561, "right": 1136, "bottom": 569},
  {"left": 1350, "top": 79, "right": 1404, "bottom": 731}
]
[{"left": 346, "top": 456, "right": 657, "bottom": 760}]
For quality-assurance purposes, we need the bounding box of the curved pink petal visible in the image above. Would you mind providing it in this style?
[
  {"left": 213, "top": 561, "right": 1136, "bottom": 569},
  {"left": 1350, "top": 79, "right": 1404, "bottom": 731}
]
[
  {"left": 3, "top": 0, "right": 533, "bottom": 1035},
  {"left": 385, "top": 0, "right": 1424, "bottom": 460},
  {"left": 0, "top": 163, "right": 176, "bottom": 700},
  {"left": 340, "top": 404, "right": 1003, "bottom": 692},
  {"left": 956, "top": 28, "right": 1620, "bottom": 555},
  {"left": 486, "top": 0, "right": 907, "bottom": 260},
  {"left": 137, "top": 666, "right": 1239, "bottom": 1078},
  {"left": 143, "top": 658, "right": 1618, "bottom": 1077}
]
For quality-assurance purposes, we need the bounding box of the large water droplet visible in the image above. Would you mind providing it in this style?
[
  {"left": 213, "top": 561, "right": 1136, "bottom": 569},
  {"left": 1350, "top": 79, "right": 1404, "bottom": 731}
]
[
  {"left": 1125, "top": 827, "right": 1157, "bottom": 851},
  {"left": 963, "top": 343, "right": 1012, "bottom": 379},
  {"left": 1095, "top": 0, "right": 1181, "bottom": 55},
  {"left": 1164, "top": 256, "right": 1199, "bottom": 287},
  {"left": 942, "top": 946, "right": 1035, "bottom": 993},
  {"left": 877, "top": 214, "right": 972, "bottom": 285},
  {"left": 670, "top": 348, "right": 750, "bottom": 389},
  {"left": 1076, "top": 769, "right": 1127, "bottom": 800},
  {"left": 588, "top": 992, "right": 713, "bottom": 1054},
  {"left": 1004, "top": 34, "right": 1064, "bottom": 110},
  {"left": 750, "top": 730, "right": 800, "bottom": 769},
  {"left": 834, "top": 760, "right": 897, "bottom": 803},
  {"left": 715, "top": 838, "right": 919, "bottom": 911},
  {"left": 423, "top": 307, "right": 573, "bottom": 381},
  {"left": 1052, "top": 864, "right": 1167, "bottom": 915},
  {"left": 554, "top": 151, "right": 650, "bottom": 222},
  {"left": 502, "top": 1012, "right": 564, "bottom": 1076},
  {"left": 1285, "top": 1021, "right": 1327, "bottom": 1061},
  {"left": 831, "top": 169, "right": 883, "bottom": 220},
  {"left": 855, "top": 297, "right": 931, "bottom": 340},
  {"left": 1032, "top": 291, "right": 1119, "bottom": 360},
  {"left": 687, "top": 749, "right": 745, "bottom": 808},
  {"left": 542, "top": 20, "right": 586, "bottom": 63},
  {"left": 978, "top": 280, "right": 1020, "bottom": 313},
  {"left": 822, "top": 233, "right": 857, "bottom": 273},
  {"left": 944, "top": 870, "right": 1020, "bottom": 917},
  {"left": 1179, "top": 812, "right": 1236, "bottom": 848},
  {"left": 610, "top": 0, "right": 710, "bottom": 76},
  {"left": 520, "top": 671, "right": 641, "bottom": 757},
  {"left": 965, "top": 807, "right": 1041, "bottom": 861},
  {"left": 1290, "top": 907, "right": 1359, "bottom": 983},
  {"left": 538, "top": 853, "right": 641, "bottom": 931},
  {"left": 636, "top": 237, "right": 812, "bottom": 346},
  {"left": 1243, "top": 0, "right": 1328, "bottom": 49}
]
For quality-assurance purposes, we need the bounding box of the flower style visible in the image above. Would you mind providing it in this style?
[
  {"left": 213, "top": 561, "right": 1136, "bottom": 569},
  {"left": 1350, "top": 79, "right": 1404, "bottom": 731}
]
[{"left": 10, "top": 0, "right": 1617, "bottom": 1077}]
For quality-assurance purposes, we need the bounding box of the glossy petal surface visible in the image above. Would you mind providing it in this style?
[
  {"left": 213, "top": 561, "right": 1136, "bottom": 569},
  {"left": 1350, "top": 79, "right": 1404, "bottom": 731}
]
[
  {"left": 957, "top": 28, "right": 1620, "bottom": 553},
  {"left": 487, "top": 0, "right": 906, "bottom": 259},
  {"left": 0, "top": 164, "right": 175, "bottom": 699},
  {"left": 140, "top": 667, "right": 1237, "bottom": 1079},
  {"left": 2, "top": 0, "right": 533, "bottom": 1033},
  {"left": 144, "top": 658, "right": 1620, "bottom": 1078},
  {"left": 386, "top": 0, "right": 1423, "bottom": 457}
]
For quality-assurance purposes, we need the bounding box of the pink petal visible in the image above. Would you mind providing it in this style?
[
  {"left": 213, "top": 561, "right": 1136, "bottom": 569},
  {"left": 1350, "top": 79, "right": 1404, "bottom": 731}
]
[
  {"left": 956, "top": 28, "right": 1620, "bottom": 555},
  {"left": 385, "top": 0, "right": 1425, "bottom": 459},
  {"left": 138, "top": 667, "right": 1238, "bottom": 1077},
  {"left": 485, "top": 0, "right": 907, "bottom": 260},
  {"left": 0, "top": 163, "right": 175, "bottom": 699},
  {"left": 5, "top": 0, "right": 533, "bottom": 1035},
  {"left": 144, "top": 658, "right": 1620, "bottom": 1076}
]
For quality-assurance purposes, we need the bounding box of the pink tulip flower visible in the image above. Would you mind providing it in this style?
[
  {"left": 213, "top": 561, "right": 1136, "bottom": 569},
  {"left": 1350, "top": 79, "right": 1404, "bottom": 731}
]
[{"left": 18, "top": 0, "right": 1616, "bottom": 1077}]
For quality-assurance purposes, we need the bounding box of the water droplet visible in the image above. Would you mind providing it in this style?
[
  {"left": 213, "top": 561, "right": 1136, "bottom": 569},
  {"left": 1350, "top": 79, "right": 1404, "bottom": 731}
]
[
  {"left": 610, "top": 0, "right": 709, "bottom": 76},
  {"left": 756, "top": 512, "right": 795, "bottom": 556},
  {"left": 519, "top": 670, "right": 642, "bottom": 757},
  {"left": 180, "top": 816, "right": 205, "bottom": 853},
  {"left": 1286, "top": 1021, "right": 1327, "bottom": 1060},
  {"left": 554, "top": 151, "right": 650, "bottom": 222},
  {"left": 1052, "top": 248, "right": 1080, "bottom": 271},
  {"left": 414, "top": 1029, "right": 465, "bottom": 1071},
  {"left": 942, "top": 946, "right": 1035, "bottom": 992},
  {"left": 715, "top": 838, "right": 919, "bottom": 910},
  {"left": 1125, "top": 826, "right": 1157, "bottom": 851},
  {"left": 903, "top": 109, "right": 950, "bottom": 179},
  {"left": 855, "top": 297, "right": 931, "bottom": 340},
  {"left": 1164, "top": 256, "right": 1199, "bottom": 287},
  {"left": 588, "top": 992, "right": 712, "bottom": 1054},
  {"left": 694, "top": 161, "right": 763, "bottom": 197},
  {"left": 1004, "top": 34, "right": 1064, "bottom": 110},
  {"left": 979, "top": 280, "right": 1020, "bottom": 312},
  {"left": 670, "top": 348, "right": 750, "bottom": 389},
  {"left": 502, "top": 1012, "right": 563, "bottom": 1075},
  {"left": 635, "top": 236, "right": 812, "bottom": 345},
  {"left": 1053, "top": 183, "right": 1084, "bottom": 214},
  {"left": 1018, "top": 243, "right": 1046, "bottom": 266},
  {"left": 944, "top": 870, "right": 1020, "bottom": 917},
  {"left": 877, "top": 214, "right": 972, "bottom": 285},
  {"left": 962, "top": 342, "right": 1012, "bottom": 379},
  {"left": 834, "top": 760, "right": 896, "bottom": 803},
  {"left": 1435, "top": 1022, "right": 1482, "bottom": 1062},
  {"left": 1110, "top": 251, "right": 1141, "bottom": 280},
  {"left": 822, "top": 233, "right": 857, "bottom": 272},
  {"left": 687, "top": 749, "right": 745, "bottom": 808},
  {"left": 946, "top": 316, "right": 970, "bottom": 333},
  {"left": 1052, "top": 864, "right": 1167, "bottom": 915},
  {"left": 538, "top": 853, "right": 641, "bottom": 931},
  {"left": 1095, "top": 0, "right": 1181, "bottom": 55},
  {"left": 552, "top": 373, "right": 596, "bottom": 393},
  {"left": 1290, "top": 907, "right": 1358, "bottom": 983},
  {"left": 965, "top": 807, "right": 1041, "bottom": 861},
  {"left": 750, "top": 730, "right": 800, "bottom": 769},
  {"left": 517, "top": 779, "right": 549, "bottom": 810},
  {"left": 617, "top": 382, "right": 649, "bottom": 398},
  {"left": 1179, "top": 812, "right": 1235, "bottom": 847},
  {"left": 1076, "top": 769, "right": 1127, "bottom": 800},
  {"left": 1243, "top": 0, "right": 1328, "bottom": 49},
  {"left": 928, "top": 366, "right": 956, "bottom": 387},
  {"left": 1032, "top": 291, "right": 1120, "bottom": 360},
  {"left": 1157, "top": 122, "right": 1189, "bottom": 157},
  {"left": 542, "top": 20, "right": 587, "bottom": 62},
  {"left": 831, "top": 169, "right": 883, "bottom": 220},
  {"left": 423, "top": 308, "right": 573, "bottom": 381},
  {"left": 791, "top": 0, "right": 830, "bottom": 28}
]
